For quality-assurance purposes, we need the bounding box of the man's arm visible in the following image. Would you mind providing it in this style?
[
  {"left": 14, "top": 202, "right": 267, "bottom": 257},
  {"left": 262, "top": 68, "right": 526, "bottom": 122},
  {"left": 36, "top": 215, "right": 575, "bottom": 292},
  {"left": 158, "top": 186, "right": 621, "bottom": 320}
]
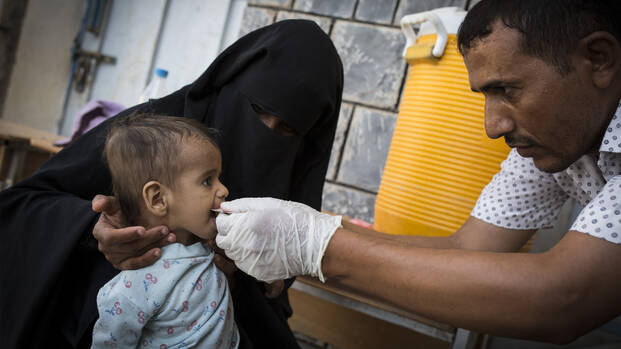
[
  {"left": 343, "top": 216, "right": 536, "bottom": 252},
  {"left": 322, "top": 223, "right": 621, "bottom": 344},
  {"left": 216, "top": 197, "right": 616, "bottom": 343}
]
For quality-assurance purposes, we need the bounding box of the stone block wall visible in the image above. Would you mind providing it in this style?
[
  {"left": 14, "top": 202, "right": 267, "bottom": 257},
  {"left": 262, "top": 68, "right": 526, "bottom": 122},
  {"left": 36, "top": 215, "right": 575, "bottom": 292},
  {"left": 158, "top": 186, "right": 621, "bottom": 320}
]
[
  {"left": 241, "top": 0, "right": 469, "bottom": 223},
  {"left": 0, "top": 0, "right": 29, "bottom": 121}
]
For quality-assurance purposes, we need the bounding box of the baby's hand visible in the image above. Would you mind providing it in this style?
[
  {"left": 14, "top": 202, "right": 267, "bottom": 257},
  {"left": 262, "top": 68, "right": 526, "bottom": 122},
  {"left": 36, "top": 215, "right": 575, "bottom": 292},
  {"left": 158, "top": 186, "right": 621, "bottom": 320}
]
[{"left": 263, "top": 280, "right": 285, "bottom": 299}]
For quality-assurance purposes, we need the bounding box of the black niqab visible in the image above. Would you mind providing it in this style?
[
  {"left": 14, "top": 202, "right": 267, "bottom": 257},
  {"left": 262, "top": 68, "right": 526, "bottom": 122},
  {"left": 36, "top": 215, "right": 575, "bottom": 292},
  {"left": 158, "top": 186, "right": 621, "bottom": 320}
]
[{"left": 0, "top": 20, "right": 342, "bottom": 349}]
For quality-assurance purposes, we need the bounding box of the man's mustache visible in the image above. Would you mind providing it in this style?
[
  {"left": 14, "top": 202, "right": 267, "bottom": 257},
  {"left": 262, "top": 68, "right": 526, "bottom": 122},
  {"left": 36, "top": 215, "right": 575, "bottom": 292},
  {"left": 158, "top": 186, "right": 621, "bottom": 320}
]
[{"left": 504, "top": 134, "right": 537, "bottom": 148}]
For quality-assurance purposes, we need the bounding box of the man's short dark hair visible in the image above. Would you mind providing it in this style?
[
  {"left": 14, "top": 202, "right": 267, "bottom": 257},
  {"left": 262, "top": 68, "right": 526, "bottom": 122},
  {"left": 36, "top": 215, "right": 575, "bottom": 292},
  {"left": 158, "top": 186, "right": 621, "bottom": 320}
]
[
  {"left": 458, "top": 0, "right": 621, "bottom": 75},
  {"left": 104, "top": 113, "right": 219, "bottom": 225}
]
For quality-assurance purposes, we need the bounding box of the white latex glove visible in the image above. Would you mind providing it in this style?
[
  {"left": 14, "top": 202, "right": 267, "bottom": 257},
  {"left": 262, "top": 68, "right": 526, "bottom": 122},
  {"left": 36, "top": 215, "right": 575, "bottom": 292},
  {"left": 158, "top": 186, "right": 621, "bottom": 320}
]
[{"left": 215, "top": 197, "right": 342, "bottom": 283}]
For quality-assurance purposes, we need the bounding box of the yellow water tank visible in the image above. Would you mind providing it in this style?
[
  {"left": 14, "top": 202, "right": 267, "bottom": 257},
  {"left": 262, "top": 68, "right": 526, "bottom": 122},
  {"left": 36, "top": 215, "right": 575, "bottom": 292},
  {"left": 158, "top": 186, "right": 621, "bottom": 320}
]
[{"left": 374, "top": 7, "right": 511, "bottom": 237}]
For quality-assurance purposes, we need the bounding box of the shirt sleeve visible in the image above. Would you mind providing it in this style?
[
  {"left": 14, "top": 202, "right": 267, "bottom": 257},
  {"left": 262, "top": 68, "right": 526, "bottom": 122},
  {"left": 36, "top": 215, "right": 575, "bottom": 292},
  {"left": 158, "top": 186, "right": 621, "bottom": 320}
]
[
  {"left": 471, "top": 149, "right": 569, "bottom": 230},
  {"left": 92, "top": 275, "right": 153, "bottom": 348},
  {"left": 570, "top": 175, "right": 621, "bottom": 244}
]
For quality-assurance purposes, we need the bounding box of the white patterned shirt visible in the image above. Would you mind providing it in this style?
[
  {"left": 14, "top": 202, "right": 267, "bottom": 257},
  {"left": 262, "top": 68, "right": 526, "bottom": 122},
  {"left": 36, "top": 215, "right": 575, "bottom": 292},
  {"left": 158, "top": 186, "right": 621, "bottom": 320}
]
[
  {"left": 472, "top": 102, "right": 621, "bottom": 244},
  {"left": 92, "top": 242, "right": 239, "bottom": 349}
]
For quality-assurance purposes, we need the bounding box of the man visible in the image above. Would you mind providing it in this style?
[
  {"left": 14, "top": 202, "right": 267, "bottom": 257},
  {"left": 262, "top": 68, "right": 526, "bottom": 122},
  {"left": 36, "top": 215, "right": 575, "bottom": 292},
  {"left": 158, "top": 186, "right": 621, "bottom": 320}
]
[{"left": 213, "top": 0, "right": 621, "bottom": 343}]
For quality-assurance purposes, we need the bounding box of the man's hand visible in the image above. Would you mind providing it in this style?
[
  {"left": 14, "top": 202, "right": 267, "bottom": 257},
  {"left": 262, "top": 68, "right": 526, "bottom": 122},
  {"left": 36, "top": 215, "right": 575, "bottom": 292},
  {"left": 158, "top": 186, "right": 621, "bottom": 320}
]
[
  {"left": 208, "top": 238, "right": 284, "bottom": 298},
  {"left": 92, "top": 194, "right": 175, "bottom": 270},
  {"left": 215, "top": 197, "right": 342, "bottom": 282}
]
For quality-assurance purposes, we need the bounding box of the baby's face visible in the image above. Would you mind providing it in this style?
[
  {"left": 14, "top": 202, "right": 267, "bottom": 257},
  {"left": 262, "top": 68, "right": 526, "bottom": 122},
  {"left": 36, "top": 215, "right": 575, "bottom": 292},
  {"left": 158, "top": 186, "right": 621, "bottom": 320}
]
[{"left": 166, "top": 140, "right": 228, "bottom": 241}]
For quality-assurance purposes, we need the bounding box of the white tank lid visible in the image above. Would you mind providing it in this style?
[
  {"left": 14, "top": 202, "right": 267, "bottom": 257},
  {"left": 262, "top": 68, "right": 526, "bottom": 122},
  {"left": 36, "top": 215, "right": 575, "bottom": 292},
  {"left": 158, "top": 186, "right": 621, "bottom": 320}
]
[
  {"left": 400, "top": 6, "right": 467, "bottom": 58},
  {"left": 417, "top": 7, "right": 466, "bottom": 37}
]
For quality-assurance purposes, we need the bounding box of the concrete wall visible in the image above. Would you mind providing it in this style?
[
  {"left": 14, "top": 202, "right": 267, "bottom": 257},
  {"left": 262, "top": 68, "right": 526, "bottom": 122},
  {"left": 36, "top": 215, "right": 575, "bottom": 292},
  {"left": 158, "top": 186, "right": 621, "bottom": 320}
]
[
  {"left": 0, "top": 0, "right": 29, "bottom": 118},
  {"left": 1, "top": 0, "right": 239, "bottom": 135},
  {"left": 241, "top": 0, "right": 468, "bottom": 223},
  {"left": 61, "top": 0, "right": 236, "bottom": 136},
  {"left": 2, "top": 0, "right": 84, "bottom": 132}
]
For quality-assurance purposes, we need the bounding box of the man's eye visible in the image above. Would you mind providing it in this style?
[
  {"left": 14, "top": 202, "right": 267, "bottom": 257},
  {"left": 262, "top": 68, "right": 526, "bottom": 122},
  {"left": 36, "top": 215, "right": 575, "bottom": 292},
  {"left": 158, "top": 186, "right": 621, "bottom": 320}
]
[{"left": 496, "top": 86, "right": 514, "bottom": 95}]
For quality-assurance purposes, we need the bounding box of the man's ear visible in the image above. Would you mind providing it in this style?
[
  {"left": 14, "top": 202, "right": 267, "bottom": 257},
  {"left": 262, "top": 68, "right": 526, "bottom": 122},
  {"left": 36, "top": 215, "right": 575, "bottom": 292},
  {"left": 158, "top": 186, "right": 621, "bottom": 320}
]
[
  {"left": 142, "top": 181, "right": 168, "bottom": 216},
  {"left": 578, "top": 31, "right": 621, "bottom": 89}
]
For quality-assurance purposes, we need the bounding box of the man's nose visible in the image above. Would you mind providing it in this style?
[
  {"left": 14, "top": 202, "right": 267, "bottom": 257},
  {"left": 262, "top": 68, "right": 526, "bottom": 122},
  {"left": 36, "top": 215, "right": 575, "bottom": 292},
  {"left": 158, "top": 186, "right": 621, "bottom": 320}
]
[{"left": 484, "top": 99, "right": 514, "bottom": 140}]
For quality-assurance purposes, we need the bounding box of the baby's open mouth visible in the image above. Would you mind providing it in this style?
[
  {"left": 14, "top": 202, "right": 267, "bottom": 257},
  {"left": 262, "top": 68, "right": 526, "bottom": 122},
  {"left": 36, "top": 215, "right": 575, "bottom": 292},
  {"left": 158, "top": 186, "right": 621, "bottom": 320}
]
[{"left": 211, "top": 208, "right": 231, "bottom": 216}]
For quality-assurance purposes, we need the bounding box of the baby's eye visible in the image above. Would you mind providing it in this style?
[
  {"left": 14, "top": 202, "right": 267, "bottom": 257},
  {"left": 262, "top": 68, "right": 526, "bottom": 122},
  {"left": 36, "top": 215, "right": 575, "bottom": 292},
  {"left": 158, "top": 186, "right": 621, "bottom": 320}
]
[{"left": 203, "top": 177, "right": 213, "bottom": 187}]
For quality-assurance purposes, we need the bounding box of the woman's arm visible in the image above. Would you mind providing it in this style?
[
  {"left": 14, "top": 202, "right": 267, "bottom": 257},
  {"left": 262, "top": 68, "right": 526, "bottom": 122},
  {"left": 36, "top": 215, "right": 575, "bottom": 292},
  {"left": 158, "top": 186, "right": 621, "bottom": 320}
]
[
  {"left": 0, "top": 105, "right": 167, "bottom": 347},
  {"left": 0, "top": 118, "right": 118, "bottom": 347}
]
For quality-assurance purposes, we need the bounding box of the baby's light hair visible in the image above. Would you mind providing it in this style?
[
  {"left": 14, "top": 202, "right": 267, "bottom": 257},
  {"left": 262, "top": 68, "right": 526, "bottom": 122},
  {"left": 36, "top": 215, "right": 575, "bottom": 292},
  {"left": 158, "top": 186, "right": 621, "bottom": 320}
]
[{"left": 104, "top": 112, "right": 219, "bottom": 225}]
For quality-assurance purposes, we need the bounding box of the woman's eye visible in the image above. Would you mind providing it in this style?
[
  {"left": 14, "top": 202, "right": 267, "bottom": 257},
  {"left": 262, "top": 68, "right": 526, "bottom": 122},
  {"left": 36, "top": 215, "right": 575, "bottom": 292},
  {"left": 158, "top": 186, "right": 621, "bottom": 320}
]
[
  {"left": 252, "top": 104, "right": 264, "bottom": 115},
  {"left": 277, "top": 124, "right": 296, "bottom": 137},
  {"left": 252, "top": 103, "right": 296, "bottom": 136}
]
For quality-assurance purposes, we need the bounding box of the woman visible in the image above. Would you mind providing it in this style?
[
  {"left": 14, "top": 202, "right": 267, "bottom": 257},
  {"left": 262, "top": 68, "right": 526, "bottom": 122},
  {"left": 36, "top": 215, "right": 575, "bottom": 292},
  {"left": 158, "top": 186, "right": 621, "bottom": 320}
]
[{"left": 0, "top": 19, "right": 343, "bottom": 348}]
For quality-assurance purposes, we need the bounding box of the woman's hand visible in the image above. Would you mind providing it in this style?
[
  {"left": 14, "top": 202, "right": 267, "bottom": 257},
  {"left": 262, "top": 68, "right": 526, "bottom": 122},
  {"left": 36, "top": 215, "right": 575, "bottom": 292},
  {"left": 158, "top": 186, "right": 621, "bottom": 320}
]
[{"left": 92, "top": 195, "right": 175, "bottom": 270}]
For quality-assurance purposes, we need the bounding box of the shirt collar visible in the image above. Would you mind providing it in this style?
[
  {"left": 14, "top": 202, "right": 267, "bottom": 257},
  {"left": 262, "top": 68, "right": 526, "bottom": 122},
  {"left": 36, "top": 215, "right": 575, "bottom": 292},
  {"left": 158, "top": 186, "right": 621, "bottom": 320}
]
[{"left": 599, "top": 100, "right": 621, "bottom": 154}]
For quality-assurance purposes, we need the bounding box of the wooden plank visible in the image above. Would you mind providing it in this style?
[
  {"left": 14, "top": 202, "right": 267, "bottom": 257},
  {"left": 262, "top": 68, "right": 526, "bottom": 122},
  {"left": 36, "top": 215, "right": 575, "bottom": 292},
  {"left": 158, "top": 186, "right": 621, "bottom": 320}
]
[
  {"left": 0, "top": 119, "right": 62, "bottom": 154},
  {"left": 289, "top": 289, "right": 450, "bottom": 349},
  {"left": 30, "top": 138, "right": 62, "bottom": 154},
  {"left": 0, "top": 119, "right": 63, "bottom": 143},
  {"left": 289, "top": 287, "right": 450, "bottom": 349},
  {"left": 297, "top": 276, "right": 454, "bottom": 334}
]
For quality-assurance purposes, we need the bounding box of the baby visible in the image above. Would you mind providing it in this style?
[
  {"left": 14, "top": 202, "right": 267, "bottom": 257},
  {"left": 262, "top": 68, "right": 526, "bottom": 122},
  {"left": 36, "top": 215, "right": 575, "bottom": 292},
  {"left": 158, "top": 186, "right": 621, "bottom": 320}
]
[{"left": 92, "top": 113, "right": 238, "bottom": 348}]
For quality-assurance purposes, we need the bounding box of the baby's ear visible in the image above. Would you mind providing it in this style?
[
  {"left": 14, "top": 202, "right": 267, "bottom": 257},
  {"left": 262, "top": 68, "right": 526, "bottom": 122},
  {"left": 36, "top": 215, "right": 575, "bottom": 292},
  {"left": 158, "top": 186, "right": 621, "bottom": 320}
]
[{"left": 142, "top": 181, "right": 168, "bottom": 216}]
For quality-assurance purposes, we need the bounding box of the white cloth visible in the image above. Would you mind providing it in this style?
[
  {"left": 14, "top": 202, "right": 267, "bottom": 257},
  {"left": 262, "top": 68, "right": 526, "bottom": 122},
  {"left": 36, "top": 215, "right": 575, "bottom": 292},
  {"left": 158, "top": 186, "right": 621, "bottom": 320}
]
[
  {"left": 92, "top": 242, "right": 239, "bottom": 349},
  {"left": 472, "top": 102, "right": 621, "bottom": 244}
]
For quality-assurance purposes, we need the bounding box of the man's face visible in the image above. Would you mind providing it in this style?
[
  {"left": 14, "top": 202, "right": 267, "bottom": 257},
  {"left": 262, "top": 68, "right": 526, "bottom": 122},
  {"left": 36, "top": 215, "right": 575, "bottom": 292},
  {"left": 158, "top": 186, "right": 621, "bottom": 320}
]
[{"left": 464, "top": 22, "right": 609, "bottom": 173}]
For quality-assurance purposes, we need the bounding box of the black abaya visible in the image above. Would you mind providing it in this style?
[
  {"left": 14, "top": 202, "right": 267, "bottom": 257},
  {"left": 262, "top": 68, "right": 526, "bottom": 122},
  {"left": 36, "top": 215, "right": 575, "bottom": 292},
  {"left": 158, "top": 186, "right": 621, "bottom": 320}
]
[{"left": 0, "top": 20, "right": 343, "bottom": 349}]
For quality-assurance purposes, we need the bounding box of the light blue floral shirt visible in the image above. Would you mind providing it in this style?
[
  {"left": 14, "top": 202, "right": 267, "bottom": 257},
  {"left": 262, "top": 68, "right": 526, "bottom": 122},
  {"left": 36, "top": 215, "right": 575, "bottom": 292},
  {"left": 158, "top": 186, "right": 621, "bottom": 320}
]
[{"left": 92, "top": 242, "right": 238, "bottom": 348}]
